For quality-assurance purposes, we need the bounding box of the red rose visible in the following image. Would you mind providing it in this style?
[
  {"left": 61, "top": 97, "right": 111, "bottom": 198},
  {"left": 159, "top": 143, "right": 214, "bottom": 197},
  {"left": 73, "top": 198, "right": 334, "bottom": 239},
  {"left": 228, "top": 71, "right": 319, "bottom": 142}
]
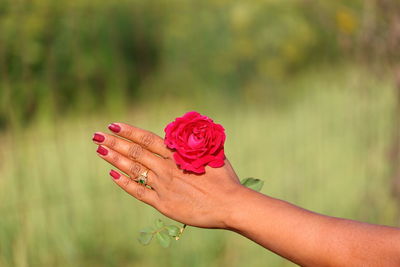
[{"left": 164, "top": 111, "right": 226, "bottom": 174}]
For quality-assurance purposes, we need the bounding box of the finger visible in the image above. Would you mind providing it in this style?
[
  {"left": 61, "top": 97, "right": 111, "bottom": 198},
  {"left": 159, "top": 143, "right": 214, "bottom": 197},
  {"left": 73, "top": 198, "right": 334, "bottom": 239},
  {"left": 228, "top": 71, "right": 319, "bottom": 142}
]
[
  {"left": 109, "top": 169, "right": 159, "bottom": 207},
  {"left": 108, "top": 123, "right": 171, "bottom": 158},
  {"left": 96, "top": 145, "right": 158, "bottom": 189},
  {"left": 94, "top": 133, "right": 166, "bottom": 173}
]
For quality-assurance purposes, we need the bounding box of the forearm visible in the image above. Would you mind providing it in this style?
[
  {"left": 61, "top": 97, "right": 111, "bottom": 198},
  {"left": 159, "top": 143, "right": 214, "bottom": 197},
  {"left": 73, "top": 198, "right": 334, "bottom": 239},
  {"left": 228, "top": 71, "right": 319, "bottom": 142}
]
[{"left": 225, "top": 186, "right": 400, "bottom": 266}]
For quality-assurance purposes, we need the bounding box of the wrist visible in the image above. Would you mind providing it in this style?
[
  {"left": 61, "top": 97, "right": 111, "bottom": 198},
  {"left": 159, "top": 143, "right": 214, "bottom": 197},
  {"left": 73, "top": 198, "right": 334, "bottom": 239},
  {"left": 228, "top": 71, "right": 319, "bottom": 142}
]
[{"left": 222, "top": 184, "right": 259, "bottom": 232}]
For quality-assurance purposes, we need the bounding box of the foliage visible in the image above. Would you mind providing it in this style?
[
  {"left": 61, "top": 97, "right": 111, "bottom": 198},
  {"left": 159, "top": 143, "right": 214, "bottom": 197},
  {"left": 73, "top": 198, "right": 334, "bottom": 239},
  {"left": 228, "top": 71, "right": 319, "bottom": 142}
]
[
  {"left": 138, "top": 219, "right": 183, "bottom": 247},
  {"left": 0, "top": 0, "right": 163, "bottom": 127},
  {"left": 240, "top": 177, "right": 264, "bottom": 192},
  {"left": 0, "top": 0, "right": 370, "bottom": 128}
]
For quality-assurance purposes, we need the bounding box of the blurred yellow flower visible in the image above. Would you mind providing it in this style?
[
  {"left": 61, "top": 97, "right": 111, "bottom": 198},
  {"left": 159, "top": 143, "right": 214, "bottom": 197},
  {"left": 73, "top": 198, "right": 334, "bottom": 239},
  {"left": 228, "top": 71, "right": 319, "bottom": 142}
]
[
  {"left": 336, "top": 9, "right": 358, "bottom": 35},
  {"left": 230, "top": 3, "right": 253, "bottom": 32}
]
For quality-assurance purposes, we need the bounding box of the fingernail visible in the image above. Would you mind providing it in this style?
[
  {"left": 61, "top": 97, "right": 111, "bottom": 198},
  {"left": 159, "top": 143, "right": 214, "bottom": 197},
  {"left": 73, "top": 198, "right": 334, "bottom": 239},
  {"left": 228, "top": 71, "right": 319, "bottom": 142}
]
[
  {"left": 109, "top": 170, "right": 121, "bottom": 180},
  {"left": 108, "top": 123, "right": 121, "bottom": 133},
  {"left": 97, "top": 146, "right": 108, "bottom": 156},
  {"left": 92, "top": 133, "right": 105, "bottom": 143}
]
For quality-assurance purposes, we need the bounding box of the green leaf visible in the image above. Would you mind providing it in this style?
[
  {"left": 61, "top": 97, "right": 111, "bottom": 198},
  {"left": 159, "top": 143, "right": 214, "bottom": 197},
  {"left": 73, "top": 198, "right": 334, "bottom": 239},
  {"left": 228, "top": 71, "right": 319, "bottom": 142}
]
[
  {"left": 138, "top": 232, "right": 153, "bottom": 245},
  {"left": 155, "top": 219, "right": 164, "bottom": 228},
  {"left": 240, "top": 177, "right": 264, "bottom": 192},
  {"left": 165, "top": 225, "right": 180, "bottom": 237},
  {"left": 156, "top": 230, "right": 171, "bottom": 248},
  {"left": 139, "top": 227, "right": 155, "bottom": 234}
]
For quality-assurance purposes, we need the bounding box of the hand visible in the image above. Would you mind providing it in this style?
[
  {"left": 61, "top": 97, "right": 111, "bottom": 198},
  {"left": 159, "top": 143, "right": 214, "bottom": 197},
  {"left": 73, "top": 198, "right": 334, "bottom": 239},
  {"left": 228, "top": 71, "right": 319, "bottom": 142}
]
[{"left": 92, "top": 123, "right": 243, "bottom": 229}]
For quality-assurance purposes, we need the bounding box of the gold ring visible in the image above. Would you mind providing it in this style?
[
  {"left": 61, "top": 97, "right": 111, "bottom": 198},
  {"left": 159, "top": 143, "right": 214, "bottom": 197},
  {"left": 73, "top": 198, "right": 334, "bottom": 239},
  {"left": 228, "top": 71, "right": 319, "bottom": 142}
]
[{"left": 137, "top": 169, "right": 148, "bottom": 185}]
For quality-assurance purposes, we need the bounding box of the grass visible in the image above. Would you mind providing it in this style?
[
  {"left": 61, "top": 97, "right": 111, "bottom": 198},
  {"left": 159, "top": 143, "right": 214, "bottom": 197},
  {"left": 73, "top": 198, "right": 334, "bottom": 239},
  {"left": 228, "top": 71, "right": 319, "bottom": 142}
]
[{"left": 0, "top": 66, "right": 398, "bottom": 266}]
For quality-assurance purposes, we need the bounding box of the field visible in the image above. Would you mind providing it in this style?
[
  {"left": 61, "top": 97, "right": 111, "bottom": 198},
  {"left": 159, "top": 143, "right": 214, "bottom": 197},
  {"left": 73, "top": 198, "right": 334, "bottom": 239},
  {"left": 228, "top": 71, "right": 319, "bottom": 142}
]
[{"left": 0, "top": 67, "right": 398, "bottom": 267}]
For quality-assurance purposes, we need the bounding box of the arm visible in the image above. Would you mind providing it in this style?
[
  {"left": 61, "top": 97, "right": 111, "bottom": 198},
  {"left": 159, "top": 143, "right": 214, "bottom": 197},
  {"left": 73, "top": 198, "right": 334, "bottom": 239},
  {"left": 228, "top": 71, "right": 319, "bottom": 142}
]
[
  {"left": 93, "top": 123, "right": 400, "bottom": 267},
  {"left": 227, "top": 186, "right": 400, "bottom": 267}
]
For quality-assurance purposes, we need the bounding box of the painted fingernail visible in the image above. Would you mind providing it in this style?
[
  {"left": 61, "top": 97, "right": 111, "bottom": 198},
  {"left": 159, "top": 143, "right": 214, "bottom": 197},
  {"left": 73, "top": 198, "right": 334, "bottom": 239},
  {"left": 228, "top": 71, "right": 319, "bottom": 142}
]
[
  {"left": 108, "top": 123, "right": 121, "bottom": 133},
  {"left": 92, "top": 133, "right": 105, "bottom": 143},
  {"left": 109, "top": 170, "right": 121, "bottom": 180},
  {"left": 97, "top": 146, "right": 108, "bottom": 156}
]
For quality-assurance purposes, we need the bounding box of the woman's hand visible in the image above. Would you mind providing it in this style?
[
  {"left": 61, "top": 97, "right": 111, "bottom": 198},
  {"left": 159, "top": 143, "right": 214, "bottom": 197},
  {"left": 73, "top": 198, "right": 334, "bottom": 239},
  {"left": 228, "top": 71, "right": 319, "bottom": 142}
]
[{"left": 93, "top": 122, "right": 242, "bottom": 229}]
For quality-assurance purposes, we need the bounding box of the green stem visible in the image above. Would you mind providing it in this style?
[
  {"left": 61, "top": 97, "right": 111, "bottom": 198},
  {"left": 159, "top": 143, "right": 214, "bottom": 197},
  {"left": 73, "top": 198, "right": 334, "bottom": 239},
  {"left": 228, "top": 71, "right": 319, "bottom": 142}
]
[{"left": 151, "top": 226, "right": 167, "bottom": 235}]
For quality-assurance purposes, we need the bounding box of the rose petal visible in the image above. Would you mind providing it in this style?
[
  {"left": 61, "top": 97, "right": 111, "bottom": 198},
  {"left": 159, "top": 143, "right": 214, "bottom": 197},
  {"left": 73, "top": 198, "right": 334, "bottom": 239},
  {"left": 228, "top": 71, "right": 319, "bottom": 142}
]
[
  {"left": 208, "top": 159, "right": 224, "bottom": 168},
  {"left": 214, "top": 147, "right": 226, "bottom": 161},
  {"left": 192, "top": 155, "right": 214, "bottom": 169},
  {"left": 187, "top": 165, "right": 205, "bottom": 174}
]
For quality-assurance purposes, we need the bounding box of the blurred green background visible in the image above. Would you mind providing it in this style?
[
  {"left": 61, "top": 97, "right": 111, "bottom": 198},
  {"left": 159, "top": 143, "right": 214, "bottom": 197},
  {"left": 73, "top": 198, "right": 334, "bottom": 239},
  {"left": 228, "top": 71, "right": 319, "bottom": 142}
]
[{"left": 1, "top": 0, "right": 400, "bottom": 266}]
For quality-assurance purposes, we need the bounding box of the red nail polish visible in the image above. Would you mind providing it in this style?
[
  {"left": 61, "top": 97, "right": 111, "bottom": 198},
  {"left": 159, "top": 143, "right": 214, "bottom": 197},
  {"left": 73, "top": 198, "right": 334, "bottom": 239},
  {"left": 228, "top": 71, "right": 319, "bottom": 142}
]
[
  {"left": 109, "top": 170, "right": 121, "bottom": 180},
  {"left": 92, "top": 133, "right": 105, "bottom": 143},
  {"left": 108, "top": 123, "right": 121, "bottom": 133},
  {"left": 97, "top": 146, "right": 108, "bottom": 156}
]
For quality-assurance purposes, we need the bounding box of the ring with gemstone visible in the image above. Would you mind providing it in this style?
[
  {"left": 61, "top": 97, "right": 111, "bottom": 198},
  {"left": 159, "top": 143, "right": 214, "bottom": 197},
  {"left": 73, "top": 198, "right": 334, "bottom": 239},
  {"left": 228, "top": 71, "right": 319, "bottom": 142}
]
[{"left": 136, "top": 169, "right": 148, "bottom": 185}]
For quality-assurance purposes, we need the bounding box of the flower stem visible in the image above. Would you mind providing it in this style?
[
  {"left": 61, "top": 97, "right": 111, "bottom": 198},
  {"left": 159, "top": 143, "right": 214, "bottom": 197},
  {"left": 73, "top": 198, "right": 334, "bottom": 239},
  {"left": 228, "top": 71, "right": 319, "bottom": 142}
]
[
  {"left": 181, "top": 224, "right": 187, "bottom": 233},
  {"left": 175, "top": 224, "right": 187, "bottom": 240}
]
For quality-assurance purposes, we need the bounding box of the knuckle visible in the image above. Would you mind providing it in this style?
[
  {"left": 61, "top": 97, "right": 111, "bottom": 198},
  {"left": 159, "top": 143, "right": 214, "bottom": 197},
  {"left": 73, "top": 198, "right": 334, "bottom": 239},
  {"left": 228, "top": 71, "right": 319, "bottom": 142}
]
[
  {"left": 108, "top": 137, "right": 117, "bottom": 149},
  {"left": 140, "top": 134, "right": 154, "bottom": 148},
  {"left": 122, "top": 177, "right": 131, "bottom": 188},
  {"left": 135, "top": 186, "right": 146, "bottom": 200},
  {"left": 111, "top": 153, "right": 120, "bottom": 163},
  {"left": 128, "top": 144, "right": 143, "bottom": 160},
  {"left": 126, "top": 128, "right": 135, "bottom": 139},
  {"left": 129, "top": 163, "right": 141, "bottom": 177}
]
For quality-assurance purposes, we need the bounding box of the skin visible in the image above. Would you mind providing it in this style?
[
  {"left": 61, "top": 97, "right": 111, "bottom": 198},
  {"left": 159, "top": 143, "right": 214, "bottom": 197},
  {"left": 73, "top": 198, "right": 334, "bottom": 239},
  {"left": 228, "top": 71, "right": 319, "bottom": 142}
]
[{"left": 93, "top": 122, "right": 400, "bottom": 267}]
